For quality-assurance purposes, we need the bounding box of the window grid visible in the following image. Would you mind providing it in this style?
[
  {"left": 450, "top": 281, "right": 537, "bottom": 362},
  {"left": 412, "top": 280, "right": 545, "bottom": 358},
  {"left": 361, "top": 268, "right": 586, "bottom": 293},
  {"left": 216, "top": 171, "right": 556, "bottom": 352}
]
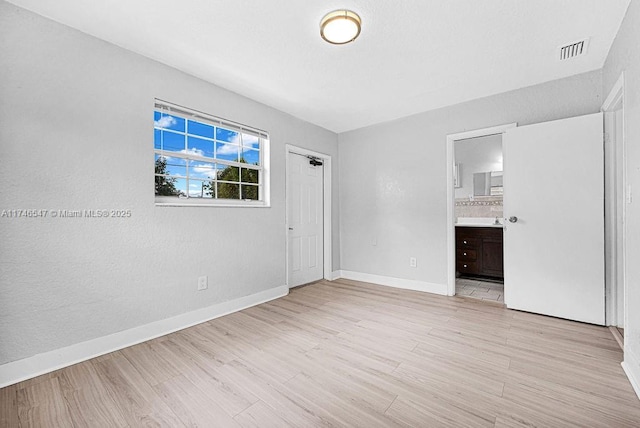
[{"left": 154, "top": 105, "right": 267, "bottom": 203}]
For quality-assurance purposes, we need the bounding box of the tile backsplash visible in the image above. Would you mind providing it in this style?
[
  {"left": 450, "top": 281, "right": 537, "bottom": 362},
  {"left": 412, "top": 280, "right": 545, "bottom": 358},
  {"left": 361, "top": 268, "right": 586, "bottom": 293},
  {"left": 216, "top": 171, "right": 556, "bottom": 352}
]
[{"left": 455, "top": 195, "right": 503, "bottom": 219}]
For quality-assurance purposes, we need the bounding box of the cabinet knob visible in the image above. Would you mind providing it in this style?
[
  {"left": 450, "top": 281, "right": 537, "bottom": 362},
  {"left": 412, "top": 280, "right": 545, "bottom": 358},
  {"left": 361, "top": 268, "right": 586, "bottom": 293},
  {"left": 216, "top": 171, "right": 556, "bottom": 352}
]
[
  {"left": 463, "top": 252, "right": 467, "bottom": 256},
  {"left": 463, "top": 240, "right": 467, "bottom": 244},
  {"left": 463, "top": 264, "right": 468, "bottom": 268}
]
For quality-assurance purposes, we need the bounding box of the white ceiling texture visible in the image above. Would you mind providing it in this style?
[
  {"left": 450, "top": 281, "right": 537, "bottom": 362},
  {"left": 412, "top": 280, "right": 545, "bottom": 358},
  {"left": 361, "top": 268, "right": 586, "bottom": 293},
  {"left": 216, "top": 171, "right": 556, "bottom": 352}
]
[{"left": 7, "top": 0, "right": 631, "bottom": 132}]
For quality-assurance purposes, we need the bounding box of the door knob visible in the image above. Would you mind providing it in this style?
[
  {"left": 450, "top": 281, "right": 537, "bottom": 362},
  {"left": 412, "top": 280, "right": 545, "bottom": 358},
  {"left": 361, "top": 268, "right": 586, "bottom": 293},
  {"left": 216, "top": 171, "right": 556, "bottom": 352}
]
[
  {"left": 288, "top": 227, "right": 294, "bottom": 230},
  {"left": 508, "top": 216, "right": 518, "bottom": 223}
]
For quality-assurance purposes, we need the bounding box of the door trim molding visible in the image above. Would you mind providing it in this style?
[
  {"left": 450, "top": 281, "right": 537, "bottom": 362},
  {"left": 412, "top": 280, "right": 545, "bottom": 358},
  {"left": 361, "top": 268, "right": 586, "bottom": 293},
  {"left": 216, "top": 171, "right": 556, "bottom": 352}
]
[
  {"left": 622, "top": 350, "right": 640, "bottom": 400},
  {"left": 446, "top": 123, "right": 517, "bottom": 296},
  {"left": 285, "top": 144, "right": 332, "bottom": 286},
  {"left": 602, "top": 72, "right": 624, "bottom": 111},
  {"left": 601, "top": 72, "right": 626, "bottom": 329}
]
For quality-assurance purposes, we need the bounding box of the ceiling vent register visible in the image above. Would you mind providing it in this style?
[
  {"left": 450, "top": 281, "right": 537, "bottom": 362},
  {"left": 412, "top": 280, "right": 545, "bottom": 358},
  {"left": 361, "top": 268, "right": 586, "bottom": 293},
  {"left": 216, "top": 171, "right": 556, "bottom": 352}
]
[{"left": 558, "top": 38, "right": 590, "bottom": 60}]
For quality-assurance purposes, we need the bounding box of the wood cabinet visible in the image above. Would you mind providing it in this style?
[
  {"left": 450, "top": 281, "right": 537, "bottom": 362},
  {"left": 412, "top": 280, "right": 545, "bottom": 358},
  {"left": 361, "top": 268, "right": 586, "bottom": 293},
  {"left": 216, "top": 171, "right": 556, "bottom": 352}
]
[{"left": 456, "top": 226, "right": 504, "bottom": 280}]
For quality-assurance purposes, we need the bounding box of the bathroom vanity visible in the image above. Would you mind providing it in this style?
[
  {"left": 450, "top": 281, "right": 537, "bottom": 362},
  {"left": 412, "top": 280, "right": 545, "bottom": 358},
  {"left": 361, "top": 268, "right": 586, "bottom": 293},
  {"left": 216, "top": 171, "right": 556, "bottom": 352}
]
[{"left": 455, "top": 223, "right": 504, "bottom": 280}]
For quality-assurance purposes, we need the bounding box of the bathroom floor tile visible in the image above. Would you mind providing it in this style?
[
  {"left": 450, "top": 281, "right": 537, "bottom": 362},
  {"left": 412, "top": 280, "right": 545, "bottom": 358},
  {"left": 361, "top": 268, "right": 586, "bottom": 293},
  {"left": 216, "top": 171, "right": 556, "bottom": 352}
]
[{"left": 456, "top": 278, "right": 504, "bottom": 303}]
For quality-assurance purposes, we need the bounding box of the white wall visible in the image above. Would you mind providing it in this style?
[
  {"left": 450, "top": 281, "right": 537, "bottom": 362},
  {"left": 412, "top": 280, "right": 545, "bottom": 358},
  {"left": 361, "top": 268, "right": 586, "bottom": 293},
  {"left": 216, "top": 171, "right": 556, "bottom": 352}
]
[
  {"left": 0, "top": 2, "right": 339, "bottom": 366},
  {"left": 454, "top": 134, "right": 502, "bottom": 199},
  {"left": 603, "top": 0, "right": 640, "bottom": 395},
  {"left": 338, "top": 70, "right": 602, "bottom": 288}
]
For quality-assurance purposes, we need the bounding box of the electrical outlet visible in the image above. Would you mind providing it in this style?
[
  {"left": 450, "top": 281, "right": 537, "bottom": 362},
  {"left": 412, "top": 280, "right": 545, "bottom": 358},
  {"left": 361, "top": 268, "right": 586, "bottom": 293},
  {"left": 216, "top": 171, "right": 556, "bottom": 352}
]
[
  {"left": 197, "top": 276, "right": 208, "bottom": 291},
  {"left": 409, "top": 257, "right": 417, "bottom": 268}
]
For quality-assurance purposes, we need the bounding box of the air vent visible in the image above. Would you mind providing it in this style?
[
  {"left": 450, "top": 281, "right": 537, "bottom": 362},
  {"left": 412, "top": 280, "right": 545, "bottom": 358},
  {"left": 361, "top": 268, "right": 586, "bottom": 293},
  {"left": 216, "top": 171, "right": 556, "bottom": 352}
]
[{"left": 558, "top": 38, "right": 590, "bottom": 60}]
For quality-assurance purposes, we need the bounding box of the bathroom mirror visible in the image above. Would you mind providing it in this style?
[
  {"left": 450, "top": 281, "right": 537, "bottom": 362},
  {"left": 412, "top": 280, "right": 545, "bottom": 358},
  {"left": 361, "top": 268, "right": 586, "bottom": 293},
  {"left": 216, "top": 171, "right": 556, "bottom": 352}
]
[
  {"left": 454, "top": 134, "right": 503, "bottom": 199},
  {"left": 473, "top": 170, "right": 503, "bottom": 196}
]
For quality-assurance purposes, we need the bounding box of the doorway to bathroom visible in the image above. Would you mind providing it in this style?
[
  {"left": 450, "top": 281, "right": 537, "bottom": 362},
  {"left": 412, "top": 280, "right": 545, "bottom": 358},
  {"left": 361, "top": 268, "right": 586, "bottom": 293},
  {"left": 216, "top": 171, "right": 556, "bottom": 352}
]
[
  {"left": 446, "top": 123, "right": 515, "bottom": 304},
  {"left": 453, "top": 133, "right": 506, "bottom": 303},
  {"left": 447, "top": 115, "right": 606, "bottom": 325}
]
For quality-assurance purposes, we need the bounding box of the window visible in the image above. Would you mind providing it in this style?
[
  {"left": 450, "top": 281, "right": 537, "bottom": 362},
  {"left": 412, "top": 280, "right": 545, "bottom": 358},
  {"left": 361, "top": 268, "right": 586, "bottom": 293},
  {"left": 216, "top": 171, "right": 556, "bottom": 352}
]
[{"left": 154, "top": 100, "right": 270, "bottom": 206}]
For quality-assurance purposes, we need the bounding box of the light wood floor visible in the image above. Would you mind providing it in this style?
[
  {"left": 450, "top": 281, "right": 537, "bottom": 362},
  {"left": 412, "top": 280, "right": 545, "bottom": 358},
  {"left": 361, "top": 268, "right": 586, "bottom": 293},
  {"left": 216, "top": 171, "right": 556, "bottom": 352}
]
[{"left": 2, "top": 279, "right": 639, "bottom": 427}]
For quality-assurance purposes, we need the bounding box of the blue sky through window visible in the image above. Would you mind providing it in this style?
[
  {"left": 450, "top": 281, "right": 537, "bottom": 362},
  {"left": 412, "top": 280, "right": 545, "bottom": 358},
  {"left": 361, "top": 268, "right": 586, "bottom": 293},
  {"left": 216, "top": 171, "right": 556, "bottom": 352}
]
[
  {"left": 189, "top": 162, "right": 218, "bottom": 180},
  {"left": 243, "top": 149, "right": 259, "bottom": 164},
  {"left": 216, "top": 128, "right": 238, "bottom": 143},
  {"left": 154, "top": 111, "right": 185, "bottom": 132},
  {"left": 155, "top": 110, "right": 263, "bottom": 200},
  {"left": 187, "top": 136, "right": 214, "bottom": 158},
  {"left": 188, "top": 120, "right": 214, "bottom": 138}
]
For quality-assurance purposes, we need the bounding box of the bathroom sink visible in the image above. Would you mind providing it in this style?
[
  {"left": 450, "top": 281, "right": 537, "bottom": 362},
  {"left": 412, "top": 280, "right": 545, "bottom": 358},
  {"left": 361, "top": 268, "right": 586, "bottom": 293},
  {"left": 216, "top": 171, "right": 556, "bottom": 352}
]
[{"left": 455, "top": 217, "right": 504, "bottom": 228}]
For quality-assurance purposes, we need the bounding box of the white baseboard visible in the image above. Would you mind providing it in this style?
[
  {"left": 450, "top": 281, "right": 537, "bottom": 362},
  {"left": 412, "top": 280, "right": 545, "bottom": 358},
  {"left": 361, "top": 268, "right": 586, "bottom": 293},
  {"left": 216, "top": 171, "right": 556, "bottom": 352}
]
[
  {"left": 335, "top": 270, "right": 447, "bottom": 296},
  {"left": 331, "top": 270, "right": 342, "bottom": 281},
  {"left": 0, "top": 285, "right": 288, "bottom": 388},
  {"left": 622, "top": 349, "right": 640, "bottom": 400}
]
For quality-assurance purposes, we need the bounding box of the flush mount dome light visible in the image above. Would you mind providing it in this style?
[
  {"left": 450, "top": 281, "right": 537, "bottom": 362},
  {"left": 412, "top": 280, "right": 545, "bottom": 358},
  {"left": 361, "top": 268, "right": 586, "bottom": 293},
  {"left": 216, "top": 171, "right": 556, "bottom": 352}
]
[{"left": 320, "top": 10, "right": 361, "bottom": 45}]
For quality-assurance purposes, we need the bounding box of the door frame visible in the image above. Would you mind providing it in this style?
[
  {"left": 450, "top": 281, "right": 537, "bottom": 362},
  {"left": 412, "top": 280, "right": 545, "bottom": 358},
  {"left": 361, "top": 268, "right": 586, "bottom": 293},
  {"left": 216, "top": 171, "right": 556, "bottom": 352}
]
[
  {"left": 446, "top": 123, "right": 517, "bottom": 296},
  {"left": 602, "top": 72, "right": 626, "bottom": 328},
  {"left": 285, "top": 144, "right": 332, "bottom": 287}
]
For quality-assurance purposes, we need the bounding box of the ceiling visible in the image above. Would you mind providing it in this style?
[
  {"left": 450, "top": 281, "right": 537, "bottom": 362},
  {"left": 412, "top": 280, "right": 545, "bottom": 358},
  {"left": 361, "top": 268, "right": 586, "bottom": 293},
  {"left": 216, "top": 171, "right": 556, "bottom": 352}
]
[{"left": 7, "top": 0, "right": 630, "bottom": 133}]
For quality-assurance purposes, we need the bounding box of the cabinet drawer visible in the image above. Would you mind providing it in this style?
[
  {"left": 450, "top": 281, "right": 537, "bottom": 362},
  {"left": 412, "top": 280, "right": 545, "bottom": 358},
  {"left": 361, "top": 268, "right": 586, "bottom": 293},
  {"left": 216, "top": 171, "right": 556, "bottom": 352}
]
[
  {"left": 457, "top": 261, "right": 480, "bottom": 274},
  {"left": 456, "top": 237, "right": 480, "bottom": 249},
  {"left": 457, "top": 249, "right": 477, "bottom": 261}
]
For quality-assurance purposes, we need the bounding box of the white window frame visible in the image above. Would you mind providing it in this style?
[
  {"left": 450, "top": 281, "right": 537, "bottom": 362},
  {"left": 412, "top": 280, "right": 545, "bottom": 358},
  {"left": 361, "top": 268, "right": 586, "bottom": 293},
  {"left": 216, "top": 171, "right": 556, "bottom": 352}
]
[{"left": 154, "top": 100, "right": 270, "bottom": 207}]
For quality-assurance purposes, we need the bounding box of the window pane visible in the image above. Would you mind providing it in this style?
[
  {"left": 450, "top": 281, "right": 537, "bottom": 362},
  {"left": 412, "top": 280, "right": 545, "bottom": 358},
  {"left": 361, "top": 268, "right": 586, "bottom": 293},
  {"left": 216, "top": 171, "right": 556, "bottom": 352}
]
[
  {"left": 241, "top": 133, "right": 260, "bottom": 149},
  {"left": 218, "top": 165, "right": 239, "bottom": 182},
  {"left": 216, "top": 127, "right": 238, "bottom": 143},
  {"left": 242, "top": 184, "right": 259, "bottom": 200},
  {"left": 241, "top": 168, "right": 259, "bottom": 184},
  {"left": 188, "top": 179, "right": 214, "bottom": 199},
  {"left": 154, "top": 129, "right": 161, "bottom": 150},
  {"left": 156, "top": 130, "right": 185, "bottom": 153},
  {"left": 189, "top": 161, "right": 218, "bottom": 180},
  {"left": 155, "top": 174, "right": 181, "bottom": 196},
  {"left": 154, "top": 104, "right": 268, "bottom": 204},
  {"left": 156, "top": 174, "right": 187, "bottom": 197},
  {"left": 154, "top": 112, "right": 185, "bottom": 132},
  {"left": 216, "top": 143, "right": 239, "bottom": 162},
  {"left": 217, "top": 182, "right": 239, "bottom": 200},
  {"left": 187, "top": 136, "right": 214, "bottom": 158},
  {"left": 188, "top": 120, "right": 214, "bottom": 139},
  {"left": 241, "top": 149, "right": 260, "bottom": 165},
  {"left": 173, "top": 178, "right": 187, "bottom": 197},
  {"left": 155, "top": 154, "right": 186, "bottom": 177}
]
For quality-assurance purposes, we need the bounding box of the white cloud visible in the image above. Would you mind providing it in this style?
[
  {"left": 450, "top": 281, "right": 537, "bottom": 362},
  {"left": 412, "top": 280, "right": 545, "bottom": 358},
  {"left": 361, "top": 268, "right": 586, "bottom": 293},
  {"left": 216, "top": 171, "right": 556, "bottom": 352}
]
[
  {"left": 218, "top": 133, "right": 257, "bottom": 148},
  {"left": 180, "top": 148, "right": 205, "bottom": 157},
  {"left": 242, "top": 134, "right": 259, "bottom": 148},
  {"left": 216, "top": 143, "right": 239, "bottom": 156},
  {"left": 154, "top": 115, "right": 177, "bottom": 128},
  {"left": 191, "top": 163, "right": 218, "bottom": 179},
  {"left": 216, "top": 142, "right": 255, "bottom": 156}
]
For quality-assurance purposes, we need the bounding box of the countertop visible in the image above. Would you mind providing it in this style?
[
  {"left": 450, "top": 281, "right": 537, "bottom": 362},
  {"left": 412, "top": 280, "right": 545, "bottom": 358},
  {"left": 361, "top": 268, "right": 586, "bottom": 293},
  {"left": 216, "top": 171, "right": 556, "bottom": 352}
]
[{"left": 455, "top": 217, "right": 504, "bottom": 228}]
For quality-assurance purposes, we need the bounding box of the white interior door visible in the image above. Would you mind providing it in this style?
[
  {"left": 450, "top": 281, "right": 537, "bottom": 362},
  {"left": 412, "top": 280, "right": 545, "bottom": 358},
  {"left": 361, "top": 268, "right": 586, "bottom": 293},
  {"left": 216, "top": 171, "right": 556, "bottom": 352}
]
[
  {"left": 504, "top": 113, "right": 604, "bottom": 325},
  {"left": 287, "top": 152, "right": 323, "bottom": 287}
]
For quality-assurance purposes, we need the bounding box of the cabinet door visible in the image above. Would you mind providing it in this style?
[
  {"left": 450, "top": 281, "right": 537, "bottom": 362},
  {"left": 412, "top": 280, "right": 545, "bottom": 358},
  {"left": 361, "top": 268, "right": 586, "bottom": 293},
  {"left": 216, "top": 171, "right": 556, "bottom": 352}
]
[{"left": 482, "top": 239, "right": 503, "bottom": 277}]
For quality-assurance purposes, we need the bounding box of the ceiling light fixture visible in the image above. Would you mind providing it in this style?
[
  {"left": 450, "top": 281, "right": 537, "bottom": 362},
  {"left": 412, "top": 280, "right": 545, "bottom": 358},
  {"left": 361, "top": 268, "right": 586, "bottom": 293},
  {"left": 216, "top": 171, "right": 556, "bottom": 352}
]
[{"left": 320, "top": 10, "right": 361, "bottom": 45}]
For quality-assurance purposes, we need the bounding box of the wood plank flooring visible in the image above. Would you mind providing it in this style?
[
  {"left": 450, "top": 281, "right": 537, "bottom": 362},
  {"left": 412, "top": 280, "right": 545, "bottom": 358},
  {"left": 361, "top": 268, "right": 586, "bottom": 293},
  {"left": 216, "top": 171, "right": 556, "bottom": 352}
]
[{"left": 2, "top": 279, "right": 639, "bottom": 427}]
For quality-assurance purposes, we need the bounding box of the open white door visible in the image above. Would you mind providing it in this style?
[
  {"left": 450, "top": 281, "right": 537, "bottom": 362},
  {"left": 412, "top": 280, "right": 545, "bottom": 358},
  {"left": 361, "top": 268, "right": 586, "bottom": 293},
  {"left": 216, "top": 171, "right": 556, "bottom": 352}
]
[
  {"left": 287, "top": 152, "right": 324, "bottom": 288},
  {"left": 504, "top": 113, "right": 604, "bottom": 325}
]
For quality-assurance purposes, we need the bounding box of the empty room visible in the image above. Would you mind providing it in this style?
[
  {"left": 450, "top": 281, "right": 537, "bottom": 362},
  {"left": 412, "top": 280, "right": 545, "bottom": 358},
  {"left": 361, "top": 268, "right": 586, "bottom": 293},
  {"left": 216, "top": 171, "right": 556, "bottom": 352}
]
[{"left": 1, "top": 0, "right": 640, "bottom": 426}]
